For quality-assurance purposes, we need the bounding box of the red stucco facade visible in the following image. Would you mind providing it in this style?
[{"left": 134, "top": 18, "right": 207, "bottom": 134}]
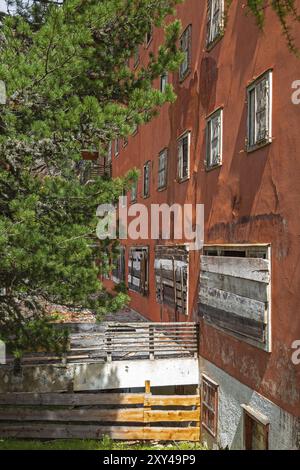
[{"left": 106, "top": 1, "right": 300, "bottom": 421}]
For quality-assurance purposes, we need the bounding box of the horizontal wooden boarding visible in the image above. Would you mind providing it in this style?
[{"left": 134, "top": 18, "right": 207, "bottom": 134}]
[
  {"left": 0, "top": 424, "right": 200, "bottom": 441},
  {"left": 0, "top": 393, "right": 145, "bottom": 406},
  {"left": 199, "top": 303, "right": 265, "bottom": 342},
  {"left": 199, "top": 286, "right": 266, "bottom": 323},
  {"left": 200, "top": 256, "right": 270, "bottom": 283},
  {"left": 200, "top": 271, "right": 269, "bottom": 303},
  {"left": 0, "top": 408, "right": 199, "bottom": 423}
]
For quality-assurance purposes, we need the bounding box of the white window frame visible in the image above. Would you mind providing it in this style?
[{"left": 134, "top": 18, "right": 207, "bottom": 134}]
[
  {"left": 179, "top": 25, "right": 192, "bottom": 82},
  {"left": 158, "top": 148, "right": 168, "bottom": 190},
  {"left": 206, "top": 108, "right": 223, "bottom": 169},
  {"left": 130, "top": 179, "right": 138, "bottom": 203},
  {"left": 177, "top": 131, "right": 191, "bottom": 181},
  {"left": 107, "top": 141, "right": 112, "bottom": 164},
  {"left": 160, "top": 72, "right": 168, "bottom": 93},
  {"left": 247, "top": 70, "right": 273, "bottom": 151},
  {"left": 114, "top": 139, "right": 119, "bottom": 157},
  {"left": 207, "top": 0, "right": 224, "bottom": 48}
]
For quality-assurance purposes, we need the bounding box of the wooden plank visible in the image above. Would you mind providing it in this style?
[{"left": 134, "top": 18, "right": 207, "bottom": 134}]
[
  {"left": 0, "top": 393, "right": 145, "bottom": 406},
  {"left": 144, "top": 409, "right": 200, "bottom": 423},
  {"left": 199, "top": 303, "right": 265, "bottom": 342},
  {"left": 154, "top": 259, "right": 187, "bottom": 271},
  {"left": 200, "top": 271, "right": 268, "bottom": 303},
  {"left": 199, "top": 286, "right": 266, "bottom": 322},
  {"left": 144, "top": 395, "right": 200, "bottom": 407},
  {"left": 0, "top": 408, "right": 144, "bottom": 423},
  {"left": 0, "top": 424, "right": 200, "bottom": 442},
  {"left": 200, "top": 256, "right": 270, "bottom": 283}
]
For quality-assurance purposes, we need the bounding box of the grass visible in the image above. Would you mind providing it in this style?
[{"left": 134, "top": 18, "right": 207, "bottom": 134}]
[{"left": 0, "top": 437, "right": 207, "bottom": 451}]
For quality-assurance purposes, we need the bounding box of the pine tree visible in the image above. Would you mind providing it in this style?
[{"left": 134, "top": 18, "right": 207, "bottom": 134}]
[{"left": 0, "top": 0, "right": 183, "bottom": 358}]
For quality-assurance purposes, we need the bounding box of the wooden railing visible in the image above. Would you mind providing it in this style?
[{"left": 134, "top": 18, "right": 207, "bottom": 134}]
[
  {"left": 5, "top": 322, "right": 199, "bottom": 365},
  {"left": 0, "top": 381, "right": 201, "bottom": 442}
]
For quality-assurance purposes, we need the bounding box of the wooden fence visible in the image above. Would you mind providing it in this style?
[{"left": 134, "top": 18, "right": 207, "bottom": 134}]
[
  {"left": 7, "top": 322, "right": 199, "bottom": 365},
  {"left": 0, "top": 381, "right": 201, "bottom": 442}
]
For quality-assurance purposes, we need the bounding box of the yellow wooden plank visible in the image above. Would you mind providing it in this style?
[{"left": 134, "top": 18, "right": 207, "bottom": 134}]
[
  {"left": 144, "top": 409, "right": 200, "bottom": 423},
  {"left": 144, "top": 395, "right": 200, "bottom": 407}
]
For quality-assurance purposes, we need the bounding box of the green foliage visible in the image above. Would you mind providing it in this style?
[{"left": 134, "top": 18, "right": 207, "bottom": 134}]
[
  {"left": 0, "top": 0, "right": 183, "bottom": 356},
  {"left": 226, "top": 0, "right": 300, "bottom": 54},
  {"left": 0, "top": 437, "right": 208, "bottom": 450}
]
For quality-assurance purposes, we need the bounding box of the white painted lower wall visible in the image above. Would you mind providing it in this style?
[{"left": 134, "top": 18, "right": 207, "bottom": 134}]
[
  {"left": 74, "top": 357, "right": 199, "bottom": 391},
  {"left": 200, "top": 358, "right": 300, "bottom": 450}
]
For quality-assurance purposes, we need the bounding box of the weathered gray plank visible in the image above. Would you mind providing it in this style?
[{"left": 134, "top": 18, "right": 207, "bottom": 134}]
[
  {"left": 0, "top": 393, "right": 145, "bottom": 406},
  {"left": 200, "top": 271, "right": 268, "bottom": 302},
  {"left": 199, "top": 286, "right": 266, "bottom": 323},
  {"left": 0, "top": 408, "right": 145, "bottom": 423},
  {"left": 0, "top": 424, "right": 199, "bottom": 441},
  {"left": 199, "top": 303, "right": 265, "bottom": 342},
  {"left": 200, "top": 256, "right": 270, "bottom": 283}
]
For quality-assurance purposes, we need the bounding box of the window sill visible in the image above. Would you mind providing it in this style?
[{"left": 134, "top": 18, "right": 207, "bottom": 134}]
[
  {"left": 157, "top": 186, "right": 167, "bottom": 192},
  {"left": 179, "top": 68, "right": 191, "bottom": 84},
  {"left": 202, "top": 423, "right": 217, "bottom": 439},
  {"left": 206, "top": 33, "right": 224, "bottom": 52},
  {"left": 177, "top": 175, "right": 190, "bottom": 183},
  {"left": 144, "top": 37, "right": 153, "bottom": 49},
  {"left": 246, "top": 139, "right": 272, "bottom": 154},
  {"left": 205, "top": 163, "right": 222, "bottom": 172}
]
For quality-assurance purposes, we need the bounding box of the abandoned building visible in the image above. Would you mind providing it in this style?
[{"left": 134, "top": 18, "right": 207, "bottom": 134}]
[
  {"left": 1, "top": 0, "right": 300, "bottom": 451},
  {"left": 100, "top": 0, "right": 300, "bottom": 450}
]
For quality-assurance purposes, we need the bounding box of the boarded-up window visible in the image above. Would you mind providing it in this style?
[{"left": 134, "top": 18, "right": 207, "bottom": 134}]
[
  {"left": 206, "top": 108, "right": 222, "bottom": 169},
  {"left": 155, "top": 245, "right": 189, "bottom": 315},
  {"left": 201, "top": 375, "right": 218, "bottom": 437},
  {"left": 179, "top": 25, "right": 192, "bottom": 81},
  {"left": 128, "top": 247, "right": 149, "bottom": 295},
  {"left": 112, "top": 246, "right": 126, "bottom": 284},
  {"left": 207, "top": 0, "right": 224, "bottom": 48},
  {"left": 178, "top": 131, "right": 190, "bottom": 181},
  {"left": 247, "top": 71, "right": 272, "bottom": 150},
  {"left": 199, "top": 245, "right": 271, "bottom": 350}
]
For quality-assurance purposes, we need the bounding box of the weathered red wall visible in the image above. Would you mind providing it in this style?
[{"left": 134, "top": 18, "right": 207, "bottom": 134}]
[{"left": 108, "top": 0, "right": 300, "bottom": 417}]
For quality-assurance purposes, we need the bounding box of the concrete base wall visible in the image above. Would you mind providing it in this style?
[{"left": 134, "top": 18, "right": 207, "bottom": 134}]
[
  {"left": 0, "top": 357, "right": 199, "bottom": 393},
  {"left": 200, "top": 358, "right": 300, "bottom": 450}
]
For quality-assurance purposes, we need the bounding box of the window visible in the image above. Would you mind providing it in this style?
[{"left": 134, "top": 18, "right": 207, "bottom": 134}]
[
  {"left": 133, "top": 46, "right": 139, "bottom": 68},
  {"left": 155, "top": 245, "right": 189, "bottom": 315},
  {"left": 145, "top": 27, "right": 153, "bottom": 47},
  {"left": 243, "top": 406, "right": 269, "bottom": 450},
  {"left": 112, "top": 246, "right": 126, "bottom": 284},
  {"left": 199, "top": 245, "right": 271, "bottom": 351},
  {"left": 247, "top": 71, "right": 272, "bottom": 150},
  {"left": 128, "top": 247, "right": 149, "bottom": 295},
  {"left": 115, "top": 139, "right": 119, "bottom": 157},
  {"left": 130, "top": 180, "right": 138, "bottom": 203},
  {"left": 201, "top": 375, "right": 218, "bottom": 437},
  {"left": 158, "top": 149, "right": 168, "bottom": 190},
  {"left": 179, "top": 25, "right": 192, "bottom": 81},
  {"left": 207, "top": 0, "right": 224, "bottom": 48},
  {"left": 143, "top": 161, "right": 151, "bottom": 198},
  {"left": 160, "top": 72, "right": 168, "bottom": 93},
  {"left": 107, "top": 141, "right": 112, "bottom": 164},
  {"left": 177, "top": 131, "right": 190, "bottom": 181},
  {"left": 206, "top": 108, "right": 223, "bottom": 169}
]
